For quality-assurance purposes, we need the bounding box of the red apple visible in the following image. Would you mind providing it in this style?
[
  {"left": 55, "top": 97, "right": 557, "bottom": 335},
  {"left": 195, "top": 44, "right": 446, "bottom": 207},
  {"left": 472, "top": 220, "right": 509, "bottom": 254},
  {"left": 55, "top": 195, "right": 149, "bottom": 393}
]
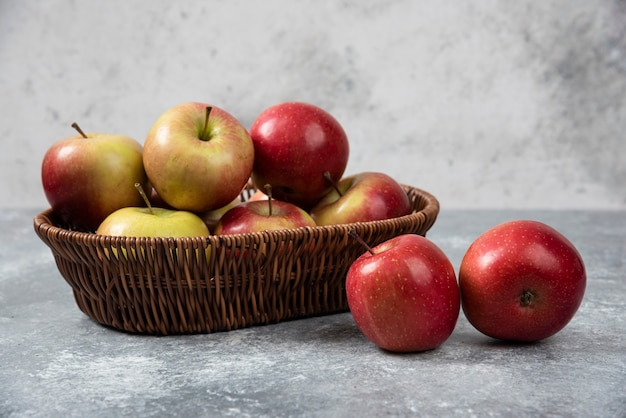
[
  {"left": 310, "top": 172, "right": 411, "bottom": 225},
  {"left": 249, "top": 102, "right": 349, "bottom": 209},
  {"left": 346, "top": 233, "right": 460, "bottom": 352},
  {"left": 143, "top": 102, "right": 254, "bottom": 212},
  {"left": 459, "top": 220, "right": 586, "bottom": 342},
  {"left": 214, "top": 199, "right": 316, "bottom": 235},
  {"left": 41, "top": 123, "right": 148, "bottom": 232}
]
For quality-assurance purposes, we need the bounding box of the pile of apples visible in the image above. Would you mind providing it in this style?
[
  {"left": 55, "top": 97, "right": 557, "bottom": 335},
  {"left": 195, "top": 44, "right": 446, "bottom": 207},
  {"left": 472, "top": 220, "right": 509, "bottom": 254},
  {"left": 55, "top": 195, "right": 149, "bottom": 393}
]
[
  {"left": 41, "top": 101, "right": 411, "bottom": 237},
  {"left": 40, "top": 101, "right": 587, "bottom": 353}
]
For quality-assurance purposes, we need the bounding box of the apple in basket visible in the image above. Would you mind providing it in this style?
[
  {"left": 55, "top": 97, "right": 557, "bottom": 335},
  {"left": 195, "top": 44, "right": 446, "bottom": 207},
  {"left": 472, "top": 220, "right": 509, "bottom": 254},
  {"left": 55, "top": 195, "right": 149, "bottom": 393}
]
[
  {"left": 214, "top": 185, "right": 316, "bottom": 235},
  {"left": 459, "top": 220, "right": 586, "bottom": 342},
  {"left": 310, "top": 171, "right": 412, "bottom": 225},
  {"left": 41, "top": 123, "right": 149, "bottom": 232},
  {"left": 96, "top": 184, "right": 211, "bottom": 260},
  {"left": 214, "top": 185, "right": 317, "bottom": 258},
  {"left": 346, "top": 232, "right": 460, "bottom": 352},
  {"left": 249, "top": 102, "right": 350, "bottom": 210},
  {"left": 143, "top": 102, "right": 254, "bottom": 213}
]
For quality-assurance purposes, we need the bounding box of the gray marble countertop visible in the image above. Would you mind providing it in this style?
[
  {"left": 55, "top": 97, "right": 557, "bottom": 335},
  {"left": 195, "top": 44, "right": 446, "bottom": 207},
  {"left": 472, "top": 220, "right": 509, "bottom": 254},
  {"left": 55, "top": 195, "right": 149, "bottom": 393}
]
[{"left": 2, "top": 209, "right": 625, "bottom": 417}]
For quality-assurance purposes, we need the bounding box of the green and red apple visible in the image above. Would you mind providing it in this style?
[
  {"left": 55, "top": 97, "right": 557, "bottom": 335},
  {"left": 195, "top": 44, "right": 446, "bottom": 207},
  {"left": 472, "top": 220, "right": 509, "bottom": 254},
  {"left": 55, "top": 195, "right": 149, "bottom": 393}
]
[
  {"left": 96, "top": 187, "right": 211, "bottom": 260},
  {"left": 143, "top": 102, "right": 254, "bottom": 213},
  {"left": 214, "top": 199, "right": 316, "bottom": 235},
  {"left": 97, "top": 207, "right": 210, "bottom": 238},
  {"left": 41, "top": 123, "right": 149, "bottom": 232},
  {"left": 213, "top": 189, "right": 317, "bottom": 258},
  {"left": 310, "top": 172, "right": 411, "bottom": 225}
]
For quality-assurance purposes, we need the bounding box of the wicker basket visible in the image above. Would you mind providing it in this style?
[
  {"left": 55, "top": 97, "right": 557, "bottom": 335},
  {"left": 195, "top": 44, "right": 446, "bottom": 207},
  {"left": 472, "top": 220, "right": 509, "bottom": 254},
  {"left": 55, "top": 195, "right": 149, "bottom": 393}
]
[{"left": 33, "top": 184, "right": 439, "bottom": 335}]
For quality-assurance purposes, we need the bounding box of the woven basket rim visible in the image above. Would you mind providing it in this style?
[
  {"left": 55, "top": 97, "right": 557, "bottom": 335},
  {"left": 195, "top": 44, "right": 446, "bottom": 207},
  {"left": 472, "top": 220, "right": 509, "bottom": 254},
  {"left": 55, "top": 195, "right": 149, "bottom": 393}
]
[{"left": 33, "top": 184, "right": 440, "bottom": 245}]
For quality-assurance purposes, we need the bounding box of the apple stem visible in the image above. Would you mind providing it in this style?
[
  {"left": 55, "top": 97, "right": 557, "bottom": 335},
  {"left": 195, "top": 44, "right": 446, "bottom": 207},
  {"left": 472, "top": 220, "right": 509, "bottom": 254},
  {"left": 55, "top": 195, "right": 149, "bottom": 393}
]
[
  {"left": 348, "top": 230, "right": 375, "bottom": 256},
  {"left": 520, "top": 290, "right": 536, "bottom": 307},
  {"left": 135, "top": 183, "right": 154, "bottom": 215},
  {"left": 201, "top": 106, "right": 213, "bottom": 140},
  {"left": 264, "top": 184, "right": 273, "bottom": 216},
  {"left": 71, "top": 122, "right": 88, "bottom": 138},
  {"left": 324, "top": 171, "right": 343, "bottom": 197}
]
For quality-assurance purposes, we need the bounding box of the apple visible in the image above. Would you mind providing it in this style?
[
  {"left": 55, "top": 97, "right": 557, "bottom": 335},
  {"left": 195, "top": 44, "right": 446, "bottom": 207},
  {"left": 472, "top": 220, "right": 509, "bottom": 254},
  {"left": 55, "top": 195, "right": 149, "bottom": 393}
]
[
  {"left": 249, "top": 102, "right": 350, "bottom": 209},
  {"left": 310, "top": 172, "right": 411, "bottom": 225},
  {"left": 41, "top": 123, "right": 149, "bottom": 232},
  {"left": 97, "top": 206, "right": 211, "bottom": 261},
  {"left": 346, "top": 233, "right": 460, "bottom": 352},
  {"left": 458, "top": 220, "right": 586, "bottom": 342},
  {"left": 97, "top": 207, "right": 210, "bottom": 238},
  {"left": 96, "top": 184, "right": 211, "bottom": 260},
  {"left": 214, "top": 186, "right": 316, "bottom": 235},
  {"left": 97, "top": 183, "right": 211, "bottom": 238},
  {"left": 143, "top": 102, "right": 254, "bottom": 212}
]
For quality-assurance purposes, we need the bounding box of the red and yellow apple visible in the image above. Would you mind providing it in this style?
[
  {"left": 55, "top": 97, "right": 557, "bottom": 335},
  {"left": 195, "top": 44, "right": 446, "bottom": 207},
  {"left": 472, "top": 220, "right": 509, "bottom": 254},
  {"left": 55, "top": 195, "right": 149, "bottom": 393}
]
[
  {"left": 214, "top": 199, "right": 316, "bottom": 235},
  {"left": 143, "top": 102, "right": 254, "bottom": 213},
  {"left": 97, "top": 207, "right": 210, "bottom": 238},
  {"left": 96, "top": 203, "right": 211, "bottom": 261},
  {"left": 41, "top": 123, "right": 148, "bottom": 232},
  {"left": 310, "top": 172, "right": 411, "bottom": 225}
]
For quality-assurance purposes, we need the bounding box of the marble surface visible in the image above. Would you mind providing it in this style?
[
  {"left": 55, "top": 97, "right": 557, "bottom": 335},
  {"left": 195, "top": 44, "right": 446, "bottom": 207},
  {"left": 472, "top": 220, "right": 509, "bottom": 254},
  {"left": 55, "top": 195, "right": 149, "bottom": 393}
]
[
  {"left": 1, "top": 209, "right": 625, "bottom": 417},
  {"left": 1, "top": 0, "right": 626, "bottom": 210}
]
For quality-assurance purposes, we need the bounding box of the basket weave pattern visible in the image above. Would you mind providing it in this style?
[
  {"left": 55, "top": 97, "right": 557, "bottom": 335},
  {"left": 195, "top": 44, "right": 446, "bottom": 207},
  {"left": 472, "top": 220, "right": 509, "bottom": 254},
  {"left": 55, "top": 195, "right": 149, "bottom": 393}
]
[{"left": 33, "top": 185, "right": 439, "bottom": 335}]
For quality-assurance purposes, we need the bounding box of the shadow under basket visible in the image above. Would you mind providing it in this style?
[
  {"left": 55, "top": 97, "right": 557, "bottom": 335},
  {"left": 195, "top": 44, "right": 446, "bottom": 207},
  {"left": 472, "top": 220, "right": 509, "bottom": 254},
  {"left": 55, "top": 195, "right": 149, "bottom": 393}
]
[{"left": 33, "top": 185, "right": 439, "bottom": 335}]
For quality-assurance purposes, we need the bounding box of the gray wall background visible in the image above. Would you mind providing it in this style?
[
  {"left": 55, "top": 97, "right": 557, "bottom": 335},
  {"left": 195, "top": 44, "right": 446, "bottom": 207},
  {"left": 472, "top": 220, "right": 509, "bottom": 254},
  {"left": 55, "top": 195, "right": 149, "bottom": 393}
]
[{"left": 2, "top": 0, "right": 625, "bottom": 210}]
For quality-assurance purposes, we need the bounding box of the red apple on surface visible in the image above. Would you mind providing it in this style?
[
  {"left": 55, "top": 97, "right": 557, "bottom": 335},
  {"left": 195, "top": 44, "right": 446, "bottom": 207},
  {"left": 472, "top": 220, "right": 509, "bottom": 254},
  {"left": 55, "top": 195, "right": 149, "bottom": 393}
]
[
  {"left": 214, "top": 187, "right": 316, "bottom": 235},
  {"left": 249, "top": 102, "right": 350, "bottom": 209},
  {"left": 459, "top": 220, "right": 586, "bottom": 342},
  {"left": 346, "top": 233, "right": 460, "bottom": 352},
  {"left": 41, "top": 123, "right": 148, "bottom": 232},
  {"left": 310, "top": 172, "right": 411, "bottom": 225},
  {"left": 143, "top": 102, "right": 254, "bottom": 212}
]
